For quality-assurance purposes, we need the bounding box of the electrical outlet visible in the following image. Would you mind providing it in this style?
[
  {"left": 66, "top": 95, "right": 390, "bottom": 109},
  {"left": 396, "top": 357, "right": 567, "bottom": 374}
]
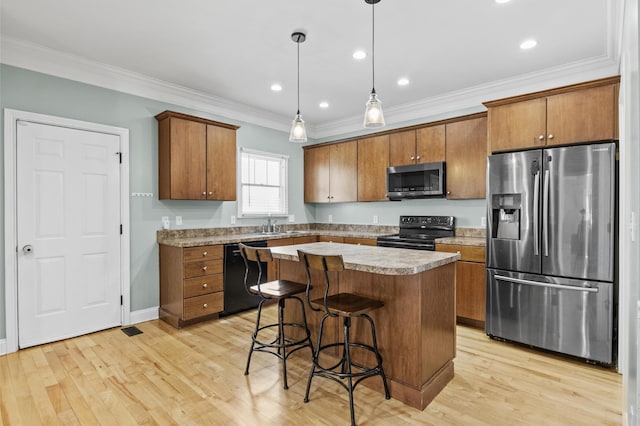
[
  {"left": 175, "top": 216, "right": 182, "bottom": 225},
  {"left": 328, "top": 214, "right": 333, "bottom": 223},
  {"left": 481, "top": 216, "right": 487, "bottom": 227},
  {"left": 161, "top": 216, "right": 170, "bottom": 230},
  {"left": 288, "top": 214, "right": 295, "bottom": 222},
  {"left": 373, "top": 215, "right": 379, "bottom": 224},
  {"left": 230, "top": 215, "right": 236, "bottom": 225}
]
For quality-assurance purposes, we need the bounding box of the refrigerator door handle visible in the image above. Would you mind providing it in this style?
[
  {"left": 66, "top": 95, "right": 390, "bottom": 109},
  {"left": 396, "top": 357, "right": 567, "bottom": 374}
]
[
  {"left": 542, "top": 169, "right": 550, "bottom": 257},
  {"left": 533, "top": 170, "right": 540, "bottom": 256},
  {"left": 494, "top": 274, "right": 599, "bottom": 293}
]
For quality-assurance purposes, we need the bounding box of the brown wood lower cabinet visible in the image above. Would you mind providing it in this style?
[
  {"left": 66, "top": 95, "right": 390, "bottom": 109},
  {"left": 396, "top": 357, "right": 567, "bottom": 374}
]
[
  {"left": 436, "top": 243, "right": 486, "bottom": 328},
  {"left": 159, "top": 244, "right": 224, "bottom": 328}
]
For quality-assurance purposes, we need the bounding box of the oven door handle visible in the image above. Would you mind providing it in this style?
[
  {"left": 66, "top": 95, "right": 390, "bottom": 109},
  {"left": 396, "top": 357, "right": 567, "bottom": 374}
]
[{"left": 377, "top": 241, "right": 434, "bottom": 250}]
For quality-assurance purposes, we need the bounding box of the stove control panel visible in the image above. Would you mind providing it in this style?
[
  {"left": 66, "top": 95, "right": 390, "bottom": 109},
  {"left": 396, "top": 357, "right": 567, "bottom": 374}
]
[{"left": 399, "top": 215, "right": 455, "bottom": 229}]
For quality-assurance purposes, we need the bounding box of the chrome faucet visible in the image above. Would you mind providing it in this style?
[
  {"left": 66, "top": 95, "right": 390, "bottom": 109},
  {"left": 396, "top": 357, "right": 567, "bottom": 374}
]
[{"left": 264, "top": 214, "right": 277, "bottom": 233}]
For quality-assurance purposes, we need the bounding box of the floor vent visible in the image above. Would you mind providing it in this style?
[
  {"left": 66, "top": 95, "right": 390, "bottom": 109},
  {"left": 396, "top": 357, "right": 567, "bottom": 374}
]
[{"left": 121, "top": 326, "right": 143, "bottom": 337}]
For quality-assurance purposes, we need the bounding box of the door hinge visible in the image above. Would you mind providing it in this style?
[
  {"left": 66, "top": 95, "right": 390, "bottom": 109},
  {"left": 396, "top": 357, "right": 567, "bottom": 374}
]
[
  {"left": 120, "top": 295, "right": 123, "bottom": 305},
  {"left": 116, "top": 152, "right": 122, "bottom": 163},
  {"left": 120, "top": 224, "right": 123, "bottom": 234}
]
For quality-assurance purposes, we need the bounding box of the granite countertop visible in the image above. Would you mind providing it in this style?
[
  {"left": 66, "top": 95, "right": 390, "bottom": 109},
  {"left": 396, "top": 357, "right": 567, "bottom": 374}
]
[
  {"left": 435, "top": 236, "right": 485, "bottom": 247},
  {"left": 157, "top": 229, "right": 395, "bottom": 248},
  {"left": 270, "top": 242, "right": 460, "bottom": 276},
  {"left": 157, "top": 225, "right": 486, "bottom": 248}
]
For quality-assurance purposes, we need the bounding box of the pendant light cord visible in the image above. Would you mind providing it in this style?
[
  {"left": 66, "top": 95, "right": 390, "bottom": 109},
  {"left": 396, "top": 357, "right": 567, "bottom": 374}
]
[
  {"left": 371, "top": 1, "right": 376, "bottom": 93},
  {"left": 297, "top": 36, "right": 301, "bottom": 115}
]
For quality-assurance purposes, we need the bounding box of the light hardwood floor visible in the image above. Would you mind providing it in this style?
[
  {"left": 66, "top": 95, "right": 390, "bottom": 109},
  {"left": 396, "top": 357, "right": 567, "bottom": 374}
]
[{"left": 0, "top": 305, "right": 622, "bottom": 425}]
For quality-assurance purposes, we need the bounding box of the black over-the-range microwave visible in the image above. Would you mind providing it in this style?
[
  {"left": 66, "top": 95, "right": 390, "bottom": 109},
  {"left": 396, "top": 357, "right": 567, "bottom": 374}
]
[{"left": 386, "top": 161, "right": 446, "bottom": 200}]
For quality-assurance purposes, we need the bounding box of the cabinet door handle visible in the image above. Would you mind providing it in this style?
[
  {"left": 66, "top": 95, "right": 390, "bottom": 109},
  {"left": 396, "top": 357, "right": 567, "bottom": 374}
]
[
  {"left": 411, "top": 156, "right": 415, "bottom": 161},
  {"left": 538, "top": 135, "right": 545, "bottom": 141},
  {"left": 202, "top": 283, "right": 208, "bottom": 288},
  {"left": 203, "top": 303, "right": 208, "bottom": 308},
  {"left": 208, "top": 191, "right": 213, "bottom": 195},
  {"left": 416, "top": 156, "right": 420, "bottom": 160},
  {"left": 202, "top": 266, "right": 207, "bottom": 271},
  {"left": 202, "top": 251, "right": 208, "bottom": 256},
  {"left": 548, "top": 134, "right": 554, "bottom": 140},
  {"left": 447, "top": 191, "right": 451, "bottom": 195},
  {"left": 202, "top": 192, "right": 206, "bottom": 196}
]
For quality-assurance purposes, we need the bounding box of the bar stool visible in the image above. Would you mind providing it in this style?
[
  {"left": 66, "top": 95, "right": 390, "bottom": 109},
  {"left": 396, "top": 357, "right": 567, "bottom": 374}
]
[
  {"left": 239, "top": 243, "right": 313, "bottom": 390},
  {"left": 298, "top": 250, "right": 390, "bottom": 426}
]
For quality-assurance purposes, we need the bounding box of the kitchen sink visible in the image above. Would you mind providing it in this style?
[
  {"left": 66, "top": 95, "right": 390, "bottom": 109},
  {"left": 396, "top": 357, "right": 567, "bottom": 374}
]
[{"left": 258, "top": 230, "right": 308, "bottom": 236}]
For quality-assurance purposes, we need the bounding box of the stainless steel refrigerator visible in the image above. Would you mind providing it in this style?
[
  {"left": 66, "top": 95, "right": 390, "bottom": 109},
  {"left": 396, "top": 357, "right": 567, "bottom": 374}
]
[{"left": 486, "top": 142, "right": 616, "bottom": 364}]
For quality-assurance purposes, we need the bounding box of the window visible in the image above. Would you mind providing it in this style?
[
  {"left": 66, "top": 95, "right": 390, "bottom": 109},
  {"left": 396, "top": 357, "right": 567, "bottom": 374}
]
[{"left": 238, "top": 148, "right": 288, "bottom": 217}]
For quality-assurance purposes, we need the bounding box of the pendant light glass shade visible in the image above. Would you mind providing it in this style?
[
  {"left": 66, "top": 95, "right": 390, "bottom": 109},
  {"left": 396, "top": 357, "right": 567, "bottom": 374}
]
[
  {"left": 363, "top": 0, "right": 385, "bottom": 128},
  {"left": 364, "top": 90, "right": 385, "bottom": 128},
  {"left": 289, "top": 112, "right": 307, "bottom": 142},
  {"left": 289, "top": 32, "right": 307, "bottom": 143}
]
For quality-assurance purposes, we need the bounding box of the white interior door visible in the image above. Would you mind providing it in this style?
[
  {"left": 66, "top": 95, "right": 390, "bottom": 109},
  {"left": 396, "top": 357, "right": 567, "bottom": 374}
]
[{"left": 17, "top": 121, "right": 122, "bottom": 348}]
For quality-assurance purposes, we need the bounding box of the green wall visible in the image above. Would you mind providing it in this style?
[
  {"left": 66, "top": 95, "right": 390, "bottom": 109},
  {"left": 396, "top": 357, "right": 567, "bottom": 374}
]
[{"left": 0, "top": 64, "right": 485, "bottom": 341}]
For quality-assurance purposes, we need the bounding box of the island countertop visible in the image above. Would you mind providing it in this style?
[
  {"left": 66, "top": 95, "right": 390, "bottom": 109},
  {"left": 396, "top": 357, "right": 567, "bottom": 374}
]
[{"left": 269, "top": 242, "right": 459, "bottom": 276}]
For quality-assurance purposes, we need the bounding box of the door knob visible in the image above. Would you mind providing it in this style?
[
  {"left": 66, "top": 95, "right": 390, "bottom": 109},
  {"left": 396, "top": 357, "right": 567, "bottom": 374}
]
[{"left": 23, "top": 245, "right": 33, "bottom": 254}]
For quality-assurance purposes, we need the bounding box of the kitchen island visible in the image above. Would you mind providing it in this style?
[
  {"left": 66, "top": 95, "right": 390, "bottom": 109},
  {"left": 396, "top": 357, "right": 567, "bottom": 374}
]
[{"left": 269, "top": 242, "right": 460, "bottom": 410}]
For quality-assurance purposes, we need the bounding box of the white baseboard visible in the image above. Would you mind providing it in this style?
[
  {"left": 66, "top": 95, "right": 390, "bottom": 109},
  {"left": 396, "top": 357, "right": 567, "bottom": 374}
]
[
  {"left": 128, "top": 306, "right": 159, "bottom": 325},
  {"left": 0, "top": 308, "right": 158, "bottom": 357}
]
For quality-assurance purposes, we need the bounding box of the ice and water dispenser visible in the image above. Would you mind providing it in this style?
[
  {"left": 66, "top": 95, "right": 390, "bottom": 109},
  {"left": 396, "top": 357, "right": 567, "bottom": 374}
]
[{"left": 491, "top": 193, "right": 521, "bottom": 240}]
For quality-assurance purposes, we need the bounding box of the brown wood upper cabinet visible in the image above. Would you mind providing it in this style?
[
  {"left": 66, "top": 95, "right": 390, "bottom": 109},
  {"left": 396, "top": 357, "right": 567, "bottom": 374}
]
[
  {"left": 156, "top": 111, "right": 239, "bottom": 200},
  {"left": 485, "top": 77, "right": 619, "bottom": 153},
  {"left": 304, "top": 141, "right": 357, "bottom": 203},
  {"left": 445, "top": 117, "right": 487, "bottom": 199},
  {"left": 358, "top": 135, "right": 389, "bottom": 201},
  {"left": 389, "top": 126, "right": 445, "bottom": 167}
]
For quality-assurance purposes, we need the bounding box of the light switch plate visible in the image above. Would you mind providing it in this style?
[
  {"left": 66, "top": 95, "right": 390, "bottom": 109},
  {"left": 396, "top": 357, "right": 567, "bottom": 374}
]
[
  {"left": 328, "top": 214, "right": 333, "bottom": 223},
  {"left": 230, "top": 215, "right": 236, "bottom": 225},
  {"left": 481, "top": 216, "right": 487, "bottom": 227},
  {"left": 288, "top": 214, "right": 295, "bottom": 222},
  {"left": 373, "top": 215, "right": 379, "bottom": 224}
]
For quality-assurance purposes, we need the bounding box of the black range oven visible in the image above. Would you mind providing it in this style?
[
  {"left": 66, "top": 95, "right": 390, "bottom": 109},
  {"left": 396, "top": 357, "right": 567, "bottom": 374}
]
[{"left": 376, "top": 215, "right": 455, "bottom": 251}]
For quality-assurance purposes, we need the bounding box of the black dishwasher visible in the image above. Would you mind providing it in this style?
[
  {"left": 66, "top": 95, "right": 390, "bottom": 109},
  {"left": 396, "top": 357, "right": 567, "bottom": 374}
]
[{"left": 221, "top": 241, "right": 267, "bottom": 316}]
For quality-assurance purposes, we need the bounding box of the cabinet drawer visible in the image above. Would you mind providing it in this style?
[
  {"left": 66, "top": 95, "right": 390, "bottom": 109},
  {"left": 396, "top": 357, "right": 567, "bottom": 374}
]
[
  {"left": 184, "top": 245, "right": 223, "bottom": 262},
  {"left": 183, "top": 293, "right": 224, "bottom": 320},
  {"left": 437, "top": 244, "right": 485, "bottom": 263},
  {"left": 184, "top": 274, "right": 223, "bottom": 298},
  {"left": 184, "top": 258, "right": 223, "bottom": 278},
  {"left": 292, "top": 236, "right": 318, "bottom": 244},
  {"left": 344, "top": 237, "right": 376, "bottom": 246}
]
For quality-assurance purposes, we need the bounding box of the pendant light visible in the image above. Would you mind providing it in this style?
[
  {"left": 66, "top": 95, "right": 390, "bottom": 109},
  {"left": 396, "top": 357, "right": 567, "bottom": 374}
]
[
  {"left": 363, "top": 0, "right": 385, "bottom": 128},
  {"left": 289, "top": 31, "right": 307, "bottom": 142}
]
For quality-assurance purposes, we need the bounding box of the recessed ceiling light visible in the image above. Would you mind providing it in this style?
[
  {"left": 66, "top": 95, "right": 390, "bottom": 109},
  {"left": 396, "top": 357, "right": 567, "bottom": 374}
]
[
  {"left": 495, "top": 0, "right": 511, "bottom": 3},
  {"left": 270, "top": 83, "right": 283, "bottom": 92},
  {"left": 353, "top": 50, "right": 367, "bottom": 60},
  {"left": 397, "top": 78, "right": 410, "bottom": 86},
  {"left": 319, "top": 102, "right": 329, "bottom": 109},
  {"left": 520, "top": 39, "right": 537, "bottom": 50}
]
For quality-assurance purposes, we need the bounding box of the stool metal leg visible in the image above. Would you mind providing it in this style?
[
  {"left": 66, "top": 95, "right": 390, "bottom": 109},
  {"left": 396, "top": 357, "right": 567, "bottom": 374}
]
[
  {"left": 278, "top": 298, "right": 288, "bottom": 389},
  {"left": 245, "top": 299, "right": 265, "bottom": 375},
  {"left": 343, "top": 316, "right": 356, "bottom": 426},
  {"left": 304, "top": 313, "right": 328, "bottom": 403},
  {"left": 364, "top": 314, "right": 390, "bottom": 399}
]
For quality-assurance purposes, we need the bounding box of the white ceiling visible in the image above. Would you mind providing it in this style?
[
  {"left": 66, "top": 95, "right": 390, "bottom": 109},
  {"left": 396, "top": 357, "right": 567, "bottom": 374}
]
[{"left": 0, "top": 0, "right": 622, "bottom": 139}]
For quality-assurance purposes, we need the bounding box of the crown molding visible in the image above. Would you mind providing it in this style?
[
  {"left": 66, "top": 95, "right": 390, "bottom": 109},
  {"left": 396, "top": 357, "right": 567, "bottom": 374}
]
[
  {"left": 0, "top": 36, "right": 300, "bottom": 134},
  {"left": 1, "top": 24, "right": 620, "bottom": 141},
  {"left": 313, "top": 54, "right": 620, "bottom": 139}
]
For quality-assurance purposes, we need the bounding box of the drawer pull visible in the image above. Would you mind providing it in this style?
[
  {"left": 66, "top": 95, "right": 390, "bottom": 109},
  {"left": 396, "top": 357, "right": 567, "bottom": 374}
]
[
  {"left": 203, "top": 303, "right": 208, "bottom": 308},
  {"left": 202, "top": 283, "right": 208, "bottom": 288},
  {"left": 202, "top": 266, "right": 208, "bottom": 271},
  {"left": 203, "top": 251, "right": 208, "bottom": 256}
]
